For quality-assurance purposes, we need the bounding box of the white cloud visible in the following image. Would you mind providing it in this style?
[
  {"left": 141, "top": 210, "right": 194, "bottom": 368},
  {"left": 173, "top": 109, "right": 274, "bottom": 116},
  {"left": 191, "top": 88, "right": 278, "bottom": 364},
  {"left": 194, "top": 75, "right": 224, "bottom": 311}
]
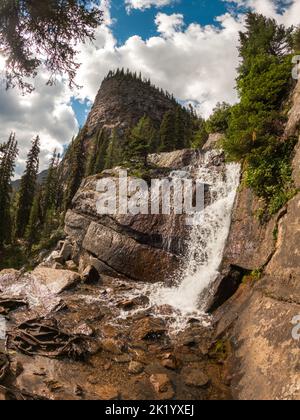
[
  {"left": 125, "top": 0, "right": 176, "bottom": 12},
  {"left": 225, "top": 0, "right": 300, "bottom": 26},
  {"left": 155, "top": 12, "right": 184, "bottom": 37},
  {"left": 74, "top": 8, "right": 243, "bottom": 118},
  {"left": 0, "top": 75, "right": 78, "bottom": 177}
]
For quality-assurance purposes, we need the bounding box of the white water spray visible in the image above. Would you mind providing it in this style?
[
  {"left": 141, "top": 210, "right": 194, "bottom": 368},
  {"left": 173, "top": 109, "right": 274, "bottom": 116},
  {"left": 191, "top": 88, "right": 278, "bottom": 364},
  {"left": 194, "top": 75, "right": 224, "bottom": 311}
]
[{"left": 149, "top": 151, "right": 241, "bottom": 318}]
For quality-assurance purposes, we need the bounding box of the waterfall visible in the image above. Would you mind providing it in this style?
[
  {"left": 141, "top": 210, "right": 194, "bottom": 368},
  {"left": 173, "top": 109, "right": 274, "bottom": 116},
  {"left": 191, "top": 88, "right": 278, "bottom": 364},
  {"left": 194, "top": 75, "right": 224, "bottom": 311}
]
[{"left": 149, "top": 150, "right": 241, "bottom": 318}]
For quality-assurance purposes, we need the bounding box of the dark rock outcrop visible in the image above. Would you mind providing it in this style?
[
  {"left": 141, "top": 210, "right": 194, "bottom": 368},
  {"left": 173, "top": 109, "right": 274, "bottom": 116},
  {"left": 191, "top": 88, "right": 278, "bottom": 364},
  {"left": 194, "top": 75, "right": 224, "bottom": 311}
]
[{"left": 214, "top": 79, "right": 300, "bottom": 400}]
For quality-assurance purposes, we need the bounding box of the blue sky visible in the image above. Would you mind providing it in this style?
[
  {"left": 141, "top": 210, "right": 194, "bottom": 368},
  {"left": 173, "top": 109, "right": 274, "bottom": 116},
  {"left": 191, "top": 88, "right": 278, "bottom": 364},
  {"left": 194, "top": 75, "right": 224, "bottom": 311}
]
[
  {"left": 73, "top": 0, "right": 232, "bottom": 126},
  {"left": 111, "top": 0, "right": 228, "bottom": 44}
]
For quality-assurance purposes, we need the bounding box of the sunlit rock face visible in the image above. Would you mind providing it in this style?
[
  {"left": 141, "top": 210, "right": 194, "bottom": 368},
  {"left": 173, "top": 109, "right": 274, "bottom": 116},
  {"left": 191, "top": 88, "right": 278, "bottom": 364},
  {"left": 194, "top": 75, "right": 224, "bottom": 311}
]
[
  {"left": 64, "top": 149, "right": 226, "bottom": 284},
  {"left": 84, "top": 75, "right": 178, "bottom": 140},
  {"left": 213, "top": 79, "right": 300, "bottom": 401}
]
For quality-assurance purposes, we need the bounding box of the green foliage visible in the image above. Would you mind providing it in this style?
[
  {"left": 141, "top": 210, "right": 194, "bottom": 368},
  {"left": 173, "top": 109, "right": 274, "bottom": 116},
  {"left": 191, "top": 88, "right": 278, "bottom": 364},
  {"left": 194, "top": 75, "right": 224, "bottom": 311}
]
[
  {"left": 174, "top": 108, "right": 187, "bottom": 149},
  {"left": 25, "top": 187, "right": 42, "bottom": 247},
  {"left": 222, "top": 13, "right": 296, "bottom": 218},
  {"left": 0, "top": 0, "right": 103, "bottom": 92},
  {"left": 64, "top": 129, "right": 86, "bottom": 212},
  {"left": 15, "top": 135, "right": 40, "bottom": 238},
  {"left": 206, "top": 102, "right": 232, "bottom": 134},
  {"left": 210, "top": 339, "right": 229, "bottom": 361},
  {"left": 0, "top": 245, "right": 27, "bottom": 271},
  {"left": 41, "top": 150, "right": 60, "bottom": 219},
  {"left": 0, "top": 133, "right": 18, "bottom": 247},
  {"left": 244, "top": 136, "right": 297, "bottom": 216},
  {"left": 94, "top": 131, "right": 110, "bottom": 173},
  {"left": 123, "top": 116, "right": 153, "bottom": 169},
  {"left": 191, "top": 118, "right": 209, "bottom": 149},
  {"left": 105, "top": 68, "right": 178, "bottom": 106},
  {"left": 105, "top": 129, "right": 123, "bottom": 169},
  {"left": 238, "top": 12, "right": 293, "bottom": 77},
  {"left": 159, "top": 110, "right": 176, "bottom": 152},
  {"left": 293, "top": 27, "right": 300, "bottom": 53}
]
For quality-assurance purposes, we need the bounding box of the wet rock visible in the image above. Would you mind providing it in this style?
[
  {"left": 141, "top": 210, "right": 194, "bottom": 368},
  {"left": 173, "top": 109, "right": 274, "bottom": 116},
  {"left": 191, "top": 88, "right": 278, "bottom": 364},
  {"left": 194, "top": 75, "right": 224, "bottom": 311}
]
[
  {"left": 155, "top": 305, "right": 177, "bottom": 316},
  {"left": 82, "top": 221, "right": 179, "bottom": 283},
  {"left": 82, "top": 265, "right": 100, "bottom": 284},
  {"left": 128, "top": 361, "right": 144, "bottom": 375},
  {"left": 128, "top": 348, "right": 148, "bottom": 364},
  {"left": 101, "top": 338, "right": 124, "bottom": 355},
  {"left": 117, "top": 296, "right": 149, "bottom": 311},
  {"left": 101, "top": 324, "right": 119, "bottom": 338},
  {"left": 182, "top": 368, "right": 210, "bottom": 388},
  {"left": 69, "top": 323, "right": 94, "bottom": 337},
  {"left": 205, "top": 266, "right": 246, "bottom": 313},
  {"left": 131, "top": 317, "right": 167, "bottom": 341},
  {"left": 32, "top": 267, "right": 81, "bottom": 295},
  {"left": 95, "top": 385, "right": 119, "bottom": 400},
  {"left": 150, "top": 374, "right": 175, "bottom": 399},
  {"left": 65, "top": 260, "right": 78, "bottom": 271},
  {"left": 222, "top": 186, "right": 278, "bottom": 271},
  {"left": 161, "top": 353, "right": 179, "bottom": 370},
  {"left": 202, "top": 133, "right": 223, "bottom": 152}
]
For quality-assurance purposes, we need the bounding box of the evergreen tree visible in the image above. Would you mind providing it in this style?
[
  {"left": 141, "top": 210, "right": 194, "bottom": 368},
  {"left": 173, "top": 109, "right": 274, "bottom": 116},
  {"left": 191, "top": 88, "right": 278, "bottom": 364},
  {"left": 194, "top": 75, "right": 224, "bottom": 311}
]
[
  {"left": 123, "top": 116, "right": 151, "bottom": 168},
  {"left": 206, "top": 102, "right": 232, "bottom": 134},
  {"left": 0, "top": 133, "right": 18, "bottom": 247},
  {"left": 224, "top": 13, "right": 294, "bottom": 160},
  {"left": 94, "top": 130, "right": 110, "bottom": 174},
  {"left": 15, "top": 136, "right": 40, "bottom": 238},
  {"left": 42, "top": 150, "right": 60, "bottom": 221},
  {"left": 223, "top": 12, "right": 296, "bottom": 216},
  {"left": 0, "top": 1, "right": 103, "bottom": 92},
  {"left": 293, "top": 27, "right": 300, "bottom": 53},
  {"left": 192, "top": 118, "right": 209, "bottom": 149},
  {"left": 174, "top": 108, "right": 186, "bottom": 150},
  {"left": 105, "top": 129, "right": 122, "bottom": 169},
  {"left": 25, "top": 187, "right": 42, "bottom": 247},
  {"left": 159, "top": 111, "right": 176, "bottom": 152},
  {"left": 64, "top": 129, "right": 86, "bottom": 211},
  {"left": 238, "top": 13, "right": 293, "bottom": 78}
]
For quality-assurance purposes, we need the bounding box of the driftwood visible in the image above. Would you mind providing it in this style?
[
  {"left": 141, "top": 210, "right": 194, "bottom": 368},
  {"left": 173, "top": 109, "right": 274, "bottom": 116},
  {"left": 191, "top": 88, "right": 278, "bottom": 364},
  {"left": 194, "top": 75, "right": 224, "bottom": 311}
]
[{"left": 8, "top": 319, "right": 98, "bottom": 360}]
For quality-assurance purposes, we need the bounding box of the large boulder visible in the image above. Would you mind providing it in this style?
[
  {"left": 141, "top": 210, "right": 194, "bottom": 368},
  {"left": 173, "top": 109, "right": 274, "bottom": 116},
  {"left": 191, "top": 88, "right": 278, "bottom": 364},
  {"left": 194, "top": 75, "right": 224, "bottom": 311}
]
[
  {"left": 64, "top": 149, "right": 217, "bottom": 283},
  {"left": 31, "top": 267, "right": 80, "bottom": 296}
]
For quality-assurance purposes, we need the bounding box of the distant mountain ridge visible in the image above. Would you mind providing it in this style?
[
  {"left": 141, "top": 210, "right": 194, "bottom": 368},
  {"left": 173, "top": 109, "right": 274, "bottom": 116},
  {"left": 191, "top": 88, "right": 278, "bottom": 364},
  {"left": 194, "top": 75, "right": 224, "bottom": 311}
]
[{"left": 12, "top": 169, "right": 48, "bottom": 191}]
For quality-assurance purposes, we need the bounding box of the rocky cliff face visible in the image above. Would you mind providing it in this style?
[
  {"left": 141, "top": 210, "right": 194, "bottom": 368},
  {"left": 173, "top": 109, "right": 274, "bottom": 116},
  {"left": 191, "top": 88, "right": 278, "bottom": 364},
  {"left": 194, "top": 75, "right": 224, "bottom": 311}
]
[
  {"left": 63, "top": 149, "right": 215, "bottom": 283},
  {"left": 84, "top": 75, "right": 178, "bottom": 140},
  {"left": 213, "top": 78, "right": 300, "bottom": 400}
]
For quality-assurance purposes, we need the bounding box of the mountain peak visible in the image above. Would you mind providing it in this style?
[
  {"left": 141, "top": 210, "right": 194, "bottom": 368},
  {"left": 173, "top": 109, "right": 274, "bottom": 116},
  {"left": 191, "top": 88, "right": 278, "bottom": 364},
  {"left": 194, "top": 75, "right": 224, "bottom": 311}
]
[{"left": 84, "top": 69, "right": 179, "bottom": 139}]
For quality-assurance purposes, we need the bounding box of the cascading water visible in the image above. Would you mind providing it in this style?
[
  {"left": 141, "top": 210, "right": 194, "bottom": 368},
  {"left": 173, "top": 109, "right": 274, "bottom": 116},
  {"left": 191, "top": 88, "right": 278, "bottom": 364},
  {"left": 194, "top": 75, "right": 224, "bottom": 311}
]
[{"left": 149, "top": 150, "right": 241, "bottom": 324}]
